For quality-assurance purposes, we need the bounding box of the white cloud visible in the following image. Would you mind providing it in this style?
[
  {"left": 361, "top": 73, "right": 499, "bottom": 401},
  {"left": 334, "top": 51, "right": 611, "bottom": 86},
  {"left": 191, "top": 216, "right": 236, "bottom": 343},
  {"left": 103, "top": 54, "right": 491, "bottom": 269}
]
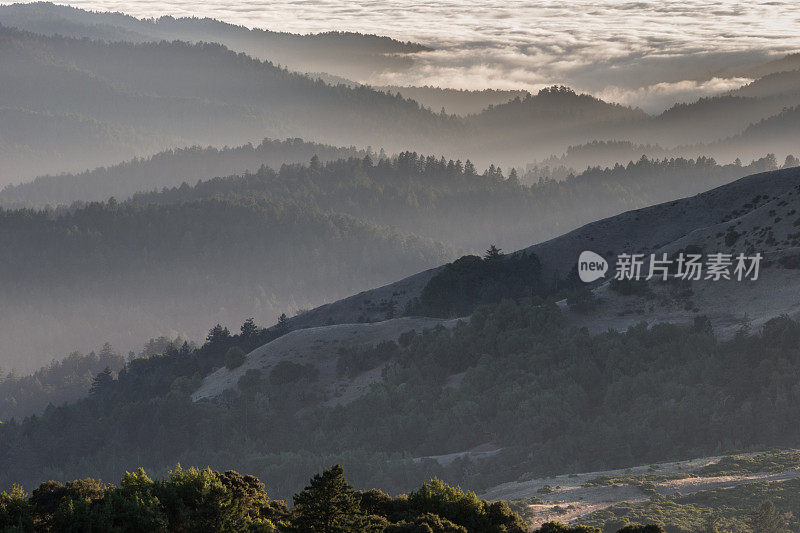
[
  {"left": 5, "top": 0, "right": 799, "bottom": 111},
  {"left": 595, "top": 77, "right": 754, "bottom": 113}
]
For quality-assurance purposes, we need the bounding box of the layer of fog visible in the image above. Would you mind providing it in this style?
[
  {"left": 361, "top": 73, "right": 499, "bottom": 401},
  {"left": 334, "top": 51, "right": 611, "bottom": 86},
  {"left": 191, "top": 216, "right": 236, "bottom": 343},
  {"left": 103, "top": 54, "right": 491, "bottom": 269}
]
[{"left": 6, "top": 0, "right": 800, "bottom": 111}]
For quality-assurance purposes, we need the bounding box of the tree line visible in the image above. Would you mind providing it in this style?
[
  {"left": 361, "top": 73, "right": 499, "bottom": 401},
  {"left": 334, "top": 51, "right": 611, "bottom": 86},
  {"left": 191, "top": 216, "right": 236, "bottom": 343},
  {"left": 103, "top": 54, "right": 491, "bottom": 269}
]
[{"left": 0, "top": 462, "right": 672, "bottom": 532}]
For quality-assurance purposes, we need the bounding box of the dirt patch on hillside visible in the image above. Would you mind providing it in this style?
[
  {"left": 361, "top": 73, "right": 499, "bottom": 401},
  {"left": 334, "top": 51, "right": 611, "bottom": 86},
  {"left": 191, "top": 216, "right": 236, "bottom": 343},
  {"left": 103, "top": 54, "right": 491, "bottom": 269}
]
[
  {"left": 413, "top": 443, "right": 502, "bottom": 467},
  {"left": 482, "top": 453, "right": 800, "bottom": 528}
]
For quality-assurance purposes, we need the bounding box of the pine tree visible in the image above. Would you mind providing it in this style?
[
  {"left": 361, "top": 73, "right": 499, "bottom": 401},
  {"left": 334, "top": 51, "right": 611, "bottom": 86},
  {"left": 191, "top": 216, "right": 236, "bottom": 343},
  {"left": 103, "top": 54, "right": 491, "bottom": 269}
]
[
  {"left": 464, "top": 160, "right": 476, "bottom": 176},
  {"left": 98, "top": 342, "right": 116, "bottom": 360},
  {"left": 240, "top": 318, "right": 258, "bottom": 339},
  {"left": 485, "top": 245, "right": 503, "bottom": 260},
  {"left": 292, "top": 465, "right": 363, "bottom": 532},
  {"left": 89, "top": 367, "right": 113, "bottom": 397},
  {"left": 276, "top": 313, "right": 288, "bottom": 333},
  {"left": 206, "top": 324, "right": 231, "bottom": 344}
]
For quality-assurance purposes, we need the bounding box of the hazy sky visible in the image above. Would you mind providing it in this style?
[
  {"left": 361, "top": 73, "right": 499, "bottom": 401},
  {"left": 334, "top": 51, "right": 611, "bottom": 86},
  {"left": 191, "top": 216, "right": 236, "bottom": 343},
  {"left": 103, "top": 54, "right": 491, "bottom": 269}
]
[{"left": 6, "top": 1, "right": 800, "bottom": 110}]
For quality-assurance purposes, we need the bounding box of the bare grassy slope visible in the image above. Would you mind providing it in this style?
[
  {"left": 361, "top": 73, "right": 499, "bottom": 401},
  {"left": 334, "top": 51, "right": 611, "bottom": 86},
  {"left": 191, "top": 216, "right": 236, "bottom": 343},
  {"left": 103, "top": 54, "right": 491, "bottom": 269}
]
[
  {"left": 517, "top": 166, "right": 800, "bottom": 279},
  {"left": 559, "top": 167, "right": 800, "bottom": 336},
  {"left": 193, "top": 316, "right": 461, "bottom": 401}
]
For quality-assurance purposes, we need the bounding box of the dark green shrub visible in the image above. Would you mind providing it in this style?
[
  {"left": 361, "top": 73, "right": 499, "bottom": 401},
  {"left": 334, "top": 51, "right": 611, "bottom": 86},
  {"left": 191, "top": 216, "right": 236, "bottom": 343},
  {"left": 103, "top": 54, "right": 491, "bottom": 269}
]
[
  {"left": 610, "top": 277, "right": 652, "bottom": 296},
  {"left": 269, "top": 360, "right": 318, "bottom": 386},
  {"left": 567, "top": 287, "right": 597, "bottom": 314},
  {"left": 224, "top": 347, "right": 247, "bottom": 370},
  {"left": 237, "top": 369, "right": 263, "bottom": 393}
]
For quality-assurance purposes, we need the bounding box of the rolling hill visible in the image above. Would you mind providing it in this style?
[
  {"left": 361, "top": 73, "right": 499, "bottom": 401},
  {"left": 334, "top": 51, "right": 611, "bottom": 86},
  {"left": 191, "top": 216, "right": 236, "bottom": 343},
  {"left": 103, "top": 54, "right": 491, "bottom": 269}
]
[
  {"left": 0, "top": 24, "right": 452, "bottom": 184},
  {"left": 0, "top": 151, "right": 785, "bottom": 372},
  {"left": 199, "top": 165, "right": 800, "bottom": 403},
  {"left": 0, "top": 1, "right": 428, "bottom": 81},
  {"left": 373, "top": 86, "right": 528, "bottom": 115},
  {"left": 3, "top": 13, "right": 800, "bottom": 186},
  {"left": 4, "top": 145, "right": 782, "bottom": 251},
  {"left": 3, "top": 166, "right": 800, "bottom": 503},
  {"left": 0, "top": 138, "right": 367, "bottom": 207},
  {"left": 160, "top": 164, "right": 800, "bottom": 408}
]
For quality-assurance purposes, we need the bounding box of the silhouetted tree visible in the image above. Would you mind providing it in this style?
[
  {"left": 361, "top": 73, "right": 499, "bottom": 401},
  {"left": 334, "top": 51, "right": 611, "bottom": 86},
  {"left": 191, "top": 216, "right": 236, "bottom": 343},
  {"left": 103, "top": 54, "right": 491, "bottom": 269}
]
[
  {"left": 89, "top": 367, "right": 113, "bottom": 396},
  {"left": 240, "top": 318, "right": 258, "bottom": 339},
  {"left": 463, "top": 160, "right": 476, "bottom": 176},
  {"left": 484, "top": 245, "right": 503, "bottom": 260},
  {"left": 292, "top": 465, "right": 363, "bottom": 532},
  {"left": 98, "top": 342, "right": 117, "bottom": 360},
  {"left": 276, "top": 313, "right": 288, "bottom": 333},
  {"left": 206, "top": 324, "right": 231, "bottom": 344}
]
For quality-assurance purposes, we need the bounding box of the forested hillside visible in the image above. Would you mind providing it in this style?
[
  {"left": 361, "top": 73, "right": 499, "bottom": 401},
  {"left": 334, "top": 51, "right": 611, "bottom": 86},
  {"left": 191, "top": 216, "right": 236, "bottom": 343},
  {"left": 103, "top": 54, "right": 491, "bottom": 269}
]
[
  {"left": 0, "top": 138, "right": 366, "bottom": 207},
  {"left": 0, "top": 106, "right": 166, "bottom": 184},
  {"left": 2, "top": 2, "right": 800, "bottom": 532},
  {"left": 0, "top": 151, "right": 787, "bottom": 370},
  {"left": 528, "top": 141, "right": 671, "bottom": 177},
  {"left": 0, "top": 25, "right": 452, "bottom": 184},
  {"left": 374, "top": 86, "right": 528, "bottom": 115},
  {"left": 123, "top": 151, "right": 784, "bottom": 251},
  {"left": 4, "top": 147, "right": 784, "bottom": 248},
  {"left": 0, "top": 2, "right": 427, "bottom": 81},
  {"left": 661, "top": 104, "right": 800, "bottom": 164},
  {"left": 0, "top": 191, "right": 451, "bottom": 372},
  {"left": 0, "top": 345, "right": 124, "bottom": 421},
  {"left": 649, "top": 94, "right": 797, "bottom": 146},
  {"left": 732, "top": 68, "right": 800, "bottom": 99},
  {"left": 463, "top": 87, "right": 648, "bottom": 161},
  {"left": 5, "top": 297, "right": 800, "bottom": 505}
]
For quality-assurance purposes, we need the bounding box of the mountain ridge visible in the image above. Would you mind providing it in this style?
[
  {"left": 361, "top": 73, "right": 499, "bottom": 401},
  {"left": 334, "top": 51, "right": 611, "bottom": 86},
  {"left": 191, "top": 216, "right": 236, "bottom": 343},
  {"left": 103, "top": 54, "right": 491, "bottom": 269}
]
[{"left": 265, "top": 165, "right": 800, "bottom": 335}]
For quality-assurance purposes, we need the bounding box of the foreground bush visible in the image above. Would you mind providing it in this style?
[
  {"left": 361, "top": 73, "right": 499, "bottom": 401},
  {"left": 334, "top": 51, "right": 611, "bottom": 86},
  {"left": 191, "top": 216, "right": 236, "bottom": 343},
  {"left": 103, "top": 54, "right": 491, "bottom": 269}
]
[
  {"left": 0, "top": 465, "right": 528, "bottom": 533},
  {"left": 0, "top": 464, "right": 671, "bottom": 532}
]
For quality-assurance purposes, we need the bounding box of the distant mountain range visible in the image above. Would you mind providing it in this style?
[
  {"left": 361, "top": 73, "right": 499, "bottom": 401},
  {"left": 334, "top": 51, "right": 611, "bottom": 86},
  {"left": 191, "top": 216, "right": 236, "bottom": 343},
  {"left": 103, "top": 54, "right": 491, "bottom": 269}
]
[
  {"left": 3, "top": 4, "right": 800, "bottom": 186},
  {"left": 0, "top": 138, "right": 367, "bottom": 207},
  {"left": 0, "top": 1, "right": 427, "bottom": 80},
  {"left": 373, "top": 86, "right": 529, "bottom": 115},
  {"left": 0, "top": 23, "right": 455, "bottom": 184}
]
